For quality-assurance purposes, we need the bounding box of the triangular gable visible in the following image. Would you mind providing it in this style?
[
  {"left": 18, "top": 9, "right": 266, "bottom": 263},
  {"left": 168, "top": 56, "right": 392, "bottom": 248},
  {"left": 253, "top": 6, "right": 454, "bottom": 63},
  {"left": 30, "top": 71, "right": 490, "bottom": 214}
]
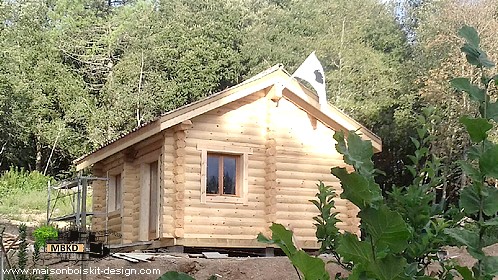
[{"left": 74, "top": 65, "right": 381, "bottom": 171}]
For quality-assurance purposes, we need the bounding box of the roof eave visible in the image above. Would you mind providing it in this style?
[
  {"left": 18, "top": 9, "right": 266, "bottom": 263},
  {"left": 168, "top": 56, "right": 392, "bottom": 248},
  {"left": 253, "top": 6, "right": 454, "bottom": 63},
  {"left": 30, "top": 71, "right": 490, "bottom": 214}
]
[
  {"left": 74, "top": 66, "right": 285, "bottom": 171},
  {"left": 74, "top": 65, "right": 382, "bottom": 171}
]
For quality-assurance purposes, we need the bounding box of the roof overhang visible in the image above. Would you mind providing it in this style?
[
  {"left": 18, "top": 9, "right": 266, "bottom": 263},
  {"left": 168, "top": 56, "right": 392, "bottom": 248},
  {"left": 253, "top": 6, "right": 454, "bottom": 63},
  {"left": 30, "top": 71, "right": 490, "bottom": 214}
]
[{"left": 74, "top": 65, "right": 382, "bottom": 171}]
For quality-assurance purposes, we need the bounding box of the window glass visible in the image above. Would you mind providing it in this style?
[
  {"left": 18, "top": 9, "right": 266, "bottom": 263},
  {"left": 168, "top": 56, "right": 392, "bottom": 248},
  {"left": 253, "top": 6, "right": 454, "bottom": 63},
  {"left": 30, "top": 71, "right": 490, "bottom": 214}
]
[
  {"left": 207, "top": 155, "right": 219, "bottom": 194},
  {"left": 223, "top": 157, "right": 236, "bottom": 195},
  {"left": 115, "top": 174, "right": 121, "bottom": 210}
]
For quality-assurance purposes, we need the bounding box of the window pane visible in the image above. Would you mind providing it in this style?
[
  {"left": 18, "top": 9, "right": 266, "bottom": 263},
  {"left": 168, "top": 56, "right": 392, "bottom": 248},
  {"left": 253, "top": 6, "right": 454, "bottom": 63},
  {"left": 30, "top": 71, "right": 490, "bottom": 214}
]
[
  {"left": 149, "top": 161, "right": 158, "bottom": 235},
  {"left": 207, "top": 155, "right": 219, "bottom": 194},
  {"left": 223, "top": 157, "right": 236, "bottom": 195},
  {"left": 115, "top": 174, "right": 121, "bottom": 210}
]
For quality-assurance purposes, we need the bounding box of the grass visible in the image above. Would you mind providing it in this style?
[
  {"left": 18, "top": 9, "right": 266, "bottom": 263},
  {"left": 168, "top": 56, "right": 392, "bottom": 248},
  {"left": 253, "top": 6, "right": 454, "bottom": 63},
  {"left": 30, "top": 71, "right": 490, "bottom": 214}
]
[{"left": 0, "top": 188, "right": 92, "bottom": 223}]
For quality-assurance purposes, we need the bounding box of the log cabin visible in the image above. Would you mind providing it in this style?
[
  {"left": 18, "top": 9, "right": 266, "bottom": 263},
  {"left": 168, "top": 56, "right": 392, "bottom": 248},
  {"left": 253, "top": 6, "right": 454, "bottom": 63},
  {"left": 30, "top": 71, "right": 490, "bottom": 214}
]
[{"left": 73, "top": 64, "right": 382, "bottom": 250}]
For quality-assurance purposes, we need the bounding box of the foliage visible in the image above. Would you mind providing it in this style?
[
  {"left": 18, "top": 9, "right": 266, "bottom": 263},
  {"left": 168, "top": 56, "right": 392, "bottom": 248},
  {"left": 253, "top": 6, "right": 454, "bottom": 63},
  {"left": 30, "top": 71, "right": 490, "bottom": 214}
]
[
  {"left": 259, "top": 106, "right": 457, "bottom": 279},
  {"left": 387, "top": 106, "right": 453, "bottom": 269},
  {"left": 443, "top": 25, "right": 498, "bottom": 279},
  {"left": 17, "top": 223, "right": 28, "bottom": 280},
  {"left": 0, "top": 0, "right": 421, "bottom": 188},
  {"left": 411, "top": 0, "right": 498, "bottom": 201},
  {"left": 332, "top": 131, "right": 418, "bottom": 280},
  {"left": 33, "top": 225, "right": 58, "bottom": 253},
  {"left": 258, "top": 223, "right": 330, "bottom": 280},
  {"left": 310, "top": 181, "right": 340, "bottom": 254},
  {"left": 259, "top": 122, "right": 455, "bottom": 279},
  {"left": 0, "top": 167, "right": 53, "bottom": 197},
  {"left": 253, "top": 20, "right": 498, "bottom": 280}
]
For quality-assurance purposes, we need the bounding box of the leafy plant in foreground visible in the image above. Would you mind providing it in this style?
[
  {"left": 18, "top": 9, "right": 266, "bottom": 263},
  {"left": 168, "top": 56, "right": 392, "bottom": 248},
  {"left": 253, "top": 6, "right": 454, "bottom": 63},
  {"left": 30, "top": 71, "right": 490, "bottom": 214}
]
[
  {"left": 257, "top": 24, "right": 498, "bottom": 280},
  {"left": 310, "top": 182, "right": 341, "bottom": 256},
  {"left": 332, "top": 131, "right": 416, "bottom": 279},
  {"left": 388, "top": 107, "right": 453, "bottom": 271},
  {"left": 444, "top": 25, "right": 498, "bottom": 279},
  {"left": 258, "top": 223, "right": 330, "bottom": 280}
]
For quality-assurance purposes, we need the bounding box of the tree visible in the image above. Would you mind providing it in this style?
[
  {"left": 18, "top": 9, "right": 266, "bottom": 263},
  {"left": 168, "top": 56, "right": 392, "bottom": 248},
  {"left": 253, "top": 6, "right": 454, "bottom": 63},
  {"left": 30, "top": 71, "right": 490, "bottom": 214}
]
[{"left": 410, "top": 0, "right": 498, "bottom": 197}]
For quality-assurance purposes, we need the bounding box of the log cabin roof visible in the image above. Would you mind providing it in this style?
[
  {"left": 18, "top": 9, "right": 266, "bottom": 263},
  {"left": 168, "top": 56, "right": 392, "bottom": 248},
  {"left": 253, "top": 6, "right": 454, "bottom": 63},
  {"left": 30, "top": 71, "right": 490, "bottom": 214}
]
[{"left": 74, "top": 64, "right": 381, "bottom": 171}]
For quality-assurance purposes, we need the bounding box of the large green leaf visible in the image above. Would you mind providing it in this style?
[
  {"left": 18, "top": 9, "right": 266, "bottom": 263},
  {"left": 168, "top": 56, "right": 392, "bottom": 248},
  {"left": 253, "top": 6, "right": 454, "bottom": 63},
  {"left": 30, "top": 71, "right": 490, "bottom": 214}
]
[
  {"left": 478, "top": 52, "right": 496, "bottom": 68},
  {"left": 468, "top": 140, "right": 495, "bottom": 160},
  {"left": 482, "top": 256, "right": 498, "bottom": 276},
  {"left": 459, "top": 161, "right": 482, "bottom": 182},
  {"left": 451, "top": 78, "right": 486, "bottom": 102},
  {"left": 482, "top": 101, "right": 498, "bottom": 122},
  {"left": 157, "top": 271, "right": 195, "bottom": 280},
  {"left": 360, "top": 205, "right": 410, "bottom": 254},
  {"left": 444, "top": 228, "right": 484, "bottom": 259},
  {"left": 484, "top": 217, "right": 498, "bottom": 226},
  {"left": 370, "top": 254, "right": 408, "bottom": 280},
  {"left": 334, "top": 131, "right": 374, "bottom": 175},
  {"left": 458, "top": 25, "right": 480, "bottom": 47},
  {"left": 332, "top": 167, "right": 383, "bottom": 209},
  {"left": 291, "top": 250, "right": 330, "bottom": 280},
  {"left": 338, "top": 233, "right": 409, "bottom": 280},
  {"left": 482, "top": 185, "right": 498, "bottom": 216},
  {"left": 454, "top": 266, "right": 474, "bottom": 280},
  {"left": 337, "top": 232, "right": 373, "bottom": 264},
  {"left": 461, "top": 43, "right": 482, "bottom": 67},
  {"left": 457, "top": 25, "right": 495, "bottom": 68},
  {"left": 257, "top": 223, "right": 330, "bottom": 280},
  {"left": 459, "top": 185, "right": 481, "bottom": 215},
  {"left": 479, "top": 143, "right": 498, "bottom": 179},
  {"left": 459, "top": 116, "right": 492, "bottom": 143},
  {"left": 257, "top": 223, "right": 297, "bottom": 256}
]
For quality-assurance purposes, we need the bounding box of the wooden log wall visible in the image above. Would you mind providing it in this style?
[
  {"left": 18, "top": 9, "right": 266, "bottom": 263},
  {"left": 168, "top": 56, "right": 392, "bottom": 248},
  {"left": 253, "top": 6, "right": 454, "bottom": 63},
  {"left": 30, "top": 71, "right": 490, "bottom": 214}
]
[
  {"left": 182, "top": 91, "right": 268, "bottom": 241},
  {"left": 90, "top": 165, "right": 123, "bottom": 244},
  {"left": 271, "top": 97, "right": 360, "bottom": 241},
  {"left": 161, "top": 131, "right": 175, "bottom": 237},
  {"left": 264, "top": 94, "right": 277, "bottom": 237},
  {"left": 121, "top": 160, "right": 140, "bottom": 244},
  {"left": 91, "top": 154, "right": 124, "bottom": 244},
  {"left": 107, "top": 212, "right": 121, "bottom": 244},
  {"left": 90, "top": 167, "right": 105, "bottom": 233},
  {"left": 172, "top": 122, "right": 190, "bottom": 238}
]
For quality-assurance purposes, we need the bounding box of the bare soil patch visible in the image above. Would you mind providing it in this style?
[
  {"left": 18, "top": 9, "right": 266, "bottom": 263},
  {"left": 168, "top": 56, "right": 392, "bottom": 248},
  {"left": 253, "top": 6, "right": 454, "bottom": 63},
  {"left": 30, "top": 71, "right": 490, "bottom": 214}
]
[{"left": 2, "top": 216, "right": 498, "bottom": 280}]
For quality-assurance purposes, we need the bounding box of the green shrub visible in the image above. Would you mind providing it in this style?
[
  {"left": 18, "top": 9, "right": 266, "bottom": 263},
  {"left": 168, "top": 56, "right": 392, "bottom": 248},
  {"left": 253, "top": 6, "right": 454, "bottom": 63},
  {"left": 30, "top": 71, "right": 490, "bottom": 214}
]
[{"left": 0, "top": 167, "right": 53, "bottom": 197}]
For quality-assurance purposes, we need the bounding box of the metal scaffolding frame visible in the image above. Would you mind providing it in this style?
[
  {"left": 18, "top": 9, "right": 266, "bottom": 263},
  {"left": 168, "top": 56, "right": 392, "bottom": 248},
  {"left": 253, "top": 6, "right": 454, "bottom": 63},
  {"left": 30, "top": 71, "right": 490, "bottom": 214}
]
[{"left": 46, "top": 175, "right": 108, "bottom": 231}]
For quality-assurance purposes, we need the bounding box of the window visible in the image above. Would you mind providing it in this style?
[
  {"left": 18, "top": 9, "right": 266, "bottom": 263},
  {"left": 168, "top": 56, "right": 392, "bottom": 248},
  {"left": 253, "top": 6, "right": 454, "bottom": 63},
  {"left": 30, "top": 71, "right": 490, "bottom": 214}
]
[
  {"left": 109, "top": 173, "right": 122, "bottom": 212},
  {"left": 139, "top": 158, "right": 161, "bottom": 241},
  {"left": 149, "top": 161, "right": 159, "bottom": 239},
  {"left": 198, "top": 143, "right": 252, "bottom": 204},
  {"left": 207, "top": 154, "right": 238, "bottom": 196}
]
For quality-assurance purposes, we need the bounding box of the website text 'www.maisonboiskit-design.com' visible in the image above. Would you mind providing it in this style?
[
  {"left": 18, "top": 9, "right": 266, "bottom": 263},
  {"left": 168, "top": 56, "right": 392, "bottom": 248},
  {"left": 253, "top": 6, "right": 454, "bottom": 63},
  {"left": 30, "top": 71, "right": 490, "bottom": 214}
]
[{"left": 2, "top": 267, "right": 161, "bottom": 277}]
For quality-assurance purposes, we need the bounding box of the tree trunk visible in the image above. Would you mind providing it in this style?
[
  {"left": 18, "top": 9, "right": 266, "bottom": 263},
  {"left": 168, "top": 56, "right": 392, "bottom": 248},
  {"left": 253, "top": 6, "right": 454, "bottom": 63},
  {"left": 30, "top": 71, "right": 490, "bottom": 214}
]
[{"left": 35, "top": 135, "right": 43, "bottom": 172}]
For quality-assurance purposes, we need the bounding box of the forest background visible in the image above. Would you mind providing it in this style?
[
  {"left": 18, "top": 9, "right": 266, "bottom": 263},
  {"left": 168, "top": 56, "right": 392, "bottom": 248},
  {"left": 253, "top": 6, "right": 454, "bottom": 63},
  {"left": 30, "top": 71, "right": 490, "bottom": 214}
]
[{"left": 0, "top": 0, "right": 495, "bottom": 197}]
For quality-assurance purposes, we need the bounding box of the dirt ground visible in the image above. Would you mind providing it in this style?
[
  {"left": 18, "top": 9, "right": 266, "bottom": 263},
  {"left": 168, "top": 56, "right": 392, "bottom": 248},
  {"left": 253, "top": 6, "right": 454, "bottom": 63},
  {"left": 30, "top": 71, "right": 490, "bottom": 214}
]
[{"left": 2, "top": 216, "right": 498, "bottom": 280}]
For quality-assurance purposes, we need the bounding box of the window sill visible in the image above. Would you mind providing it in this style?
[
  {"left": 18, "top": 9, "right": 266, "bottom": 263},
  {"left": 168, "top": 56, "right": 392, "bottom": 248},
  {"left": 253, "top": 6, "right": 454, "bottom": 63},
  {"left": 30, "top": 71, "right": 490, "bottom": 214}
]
[{"left": 205, "top": 195, "right": 247, "bottom": 204}]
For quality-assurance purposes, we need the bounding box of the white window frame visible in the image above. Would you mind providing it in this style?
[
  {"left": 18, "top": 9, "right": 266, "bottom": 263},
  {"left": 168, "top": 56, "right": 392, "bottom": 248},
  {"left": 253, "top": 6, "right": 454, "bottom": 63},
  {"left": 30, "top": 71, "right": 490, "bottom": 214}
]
[{"left": 197, "top": 143, "right": 251, "bottom": 205}]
